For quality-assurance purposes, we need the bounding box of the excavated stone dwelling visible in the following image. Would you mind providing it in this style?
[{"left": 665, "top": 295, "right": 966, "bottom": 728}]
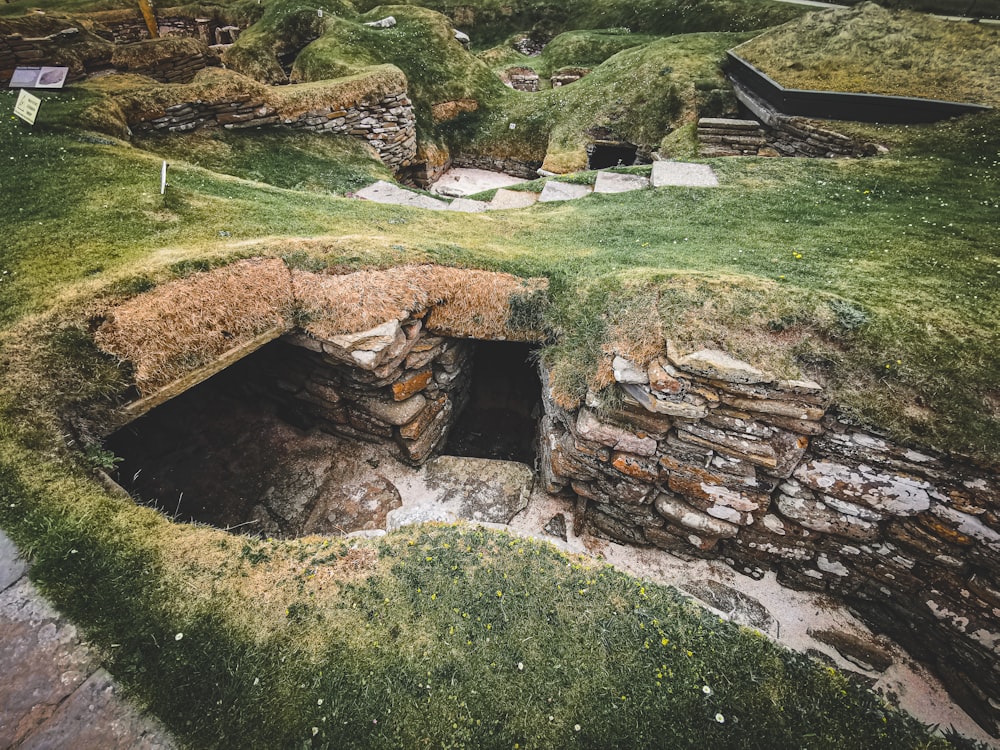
[{"left": 92, "top": 259, "right": 1000, "bottom": 736}]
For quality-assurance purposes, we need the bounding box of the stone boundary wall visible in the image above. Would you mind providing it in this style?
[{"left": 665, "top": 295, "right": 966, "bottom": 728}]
[
  {"left": 538, "top": 348, "right": 1000, "bottom": 735},
  {"left": 91, "top": 14, "right": 238, "bottom": 45},
  {"left": 123, "top": 49, "right": 216, "bottom": 84},
  {"left": 129, "top": 91, "right": 417, "bottom": 170},
  {"left": 698, "top": 116, "right": 876, "bottom": 158},
  {"left": 269, "top": 322, "right": 473, "bottom": 465}
]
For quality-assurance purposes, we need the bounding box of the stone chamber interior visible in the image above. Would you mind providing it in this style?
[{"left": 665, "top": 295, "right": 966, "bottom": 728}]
[
  {"left": 587, "top": 141, "right": 639, "bottom": 169},
  {"left": 104, "top": 338, "right": 542, "bottom": 538}
]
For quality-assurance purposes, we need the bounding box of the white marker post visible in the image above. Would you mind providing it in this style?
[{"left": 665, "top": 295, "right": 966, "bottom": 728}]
[
  {"left": 13, "top": 89, "right": 41, "bottom": 126},
  {"left": 160, "top": 160, "right": 168, "bottom": 195}
]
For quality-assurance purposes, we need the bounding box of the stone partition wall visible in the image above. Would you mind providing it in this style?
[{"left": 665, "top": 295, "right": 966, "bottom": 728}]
[
  {"left": 259, "top": 321, "right": 473, "bottom": 465},
  {"left": 451, "top": 154, "right": 543, "bottom": 180},
  {"left": 538, "top": 348, "right": 1000, "bottom": 734},
  {"left": 129, "top": 91, "right": 417, "bottom": 170},
  {"left": 698, "top": 116, "right": 877, "bottom": 158}
]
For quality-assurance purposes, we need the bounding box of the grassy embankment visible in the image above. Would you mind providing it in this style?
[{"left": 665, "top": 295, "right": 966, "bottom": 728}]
[{"left": 736, "top": 3, "right": 1000, "bottom": 105}]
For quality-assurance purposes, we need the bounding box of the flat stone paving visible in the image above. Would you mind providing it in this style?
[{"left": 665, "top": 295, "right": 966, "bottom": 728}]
[
  {"left": 354, "top": 162, "right": 718, "bottom": 213},
  {"left": 447, "top": 197, "right": 489, "bottom": 213},
  {"left": 430, "top": 167, "right": 528, "bottom": 198},
  {"left": 487, "top": 188, "right": 538, "bottom": 210},
  {"left": 593, "top": 171, "right": 651, "bottom": 193},
  {"left": 354, "top": 180, "right": 449, "bottom": 210},
  {"left": 651, "top": 160, "right": 720, "bottom": 187},
  {"left": 0, "top": 528, "right": 177, "bottom": 750},
  {"left": 537, "top": 180, "right": 593, "bottom": 202}
]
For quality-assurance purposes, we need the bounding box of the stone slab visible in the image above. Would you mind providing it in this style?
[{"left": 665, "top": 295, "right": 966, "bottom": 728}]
[
  {"left": 651, "top": 161, "right": 719, "bottom": 188},
  {"left": 0, "top": 528, "right": 27, "bottom": 592},
  {"left": 424, "top": 456, "right": 534, "bottom": 524},
  {"left": 386, "top": 504, "right": 458, "bottom": 532},
  {"left": 593, "top": 172, "right": 650, "bottom": 194},
  {"left": 355, "top": 180, "right": 449, "bottom": 210},
  {"left": 0, "top": 579, "right": 96, "bottom": 749},
  {"left": 447, "top": 198, "right": 489, "bottom": 213},
  {"left": 19, "top": 669, "right": 178, "bottom": 750},
  {"left": 537, "top": 181, "right": 592, "bottom": 203},
  {"left": 680, "top": 579, "right": 778, "bottom": 637},
  {"left": 487, "top": 188, "right": 539, "bottom": 210},
  {"left": 430, "top": 167, "right": 527, "bottom": 198}
]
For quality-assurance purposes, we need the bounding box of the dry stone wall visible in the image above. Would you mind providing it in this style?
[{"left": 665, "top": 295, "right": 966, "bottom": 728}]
[
  {"left": 1, "top": 29, "right": 91, "bottom": 84},
  {"left": 0, "top": 28, "right": 216, "bottom": 85},
  {"left": 539, "top": 348, "right": 1000, "bottom": 735},
  {"left": 698, "top": 116, "right": 877, "bottom": 158},
  {"left": 129, "top": 91, "right": 417, "bottom": 170},
  {"left": 266, "top": 321, "right": 473, "bottom": 465}
]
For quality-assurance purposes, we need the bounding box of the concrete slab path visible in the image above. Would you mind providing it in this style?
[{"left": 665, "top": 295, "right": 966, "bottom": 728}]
[{"left": 0, "top": 529, "right": 177, "bottom": 750}]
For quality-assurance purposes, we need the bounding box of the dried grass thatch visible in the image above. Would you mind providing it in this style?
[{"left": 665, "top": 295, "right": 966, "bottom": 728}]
[
  {"left": 94, "top": 260, "right": 547, "bottom": 399},
  {"left": 108, "top": 64, "right": 406, "bottom": 124},
  {"left": 94, "top": 258, "right": 293, "bottom": 394},
  {"left": 293, "top": 265, "right": 547, "bottom": 343}
]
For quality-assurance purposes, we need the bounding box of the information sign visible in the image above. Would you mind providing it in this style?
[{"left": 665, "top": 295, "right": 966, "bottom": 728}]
[{"left": 13, "top": 89, "right": 41, "bottom": 125}]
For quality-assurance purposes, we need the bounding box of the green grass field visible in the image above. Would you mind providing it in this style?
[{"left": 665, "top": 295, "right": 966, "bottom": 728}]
[{"left": 0, "top": 0, "right": 998, "bottom": 745}]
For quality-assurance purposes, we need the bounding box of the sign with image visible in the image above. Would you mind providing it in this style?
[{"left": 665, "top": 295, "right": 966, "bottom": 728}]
[
  {"left": 13, "top": 89, "right": 41, "bottom": 125},
  {"left": 9, "top": 66, "right": 69, "bottom": 89}
]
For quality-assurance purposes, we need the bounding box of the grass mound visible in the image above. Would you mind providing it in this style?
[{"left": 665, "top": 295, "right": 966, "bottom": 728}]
[
  {"left": 0, "top": 453, "right": 957, "bottom": 749},
  {"left": 445, "top": 31, "right": 747, "bottom": 171},
  {"left": 133, "top": 128, "right": 395, "bottom": 194},
  {"left": 734, "top": 3, "right": 1000, "bottom": 106}
]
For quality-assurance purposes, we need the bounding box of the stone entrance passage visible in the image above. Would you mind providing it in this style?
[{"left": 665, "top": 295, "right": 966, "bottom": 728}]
[
  {"left": 587, "top": 140, "right": 638, "bottom": 169},
  {"left": 443, "top": 341, "right": 540, "bottom": 464}
]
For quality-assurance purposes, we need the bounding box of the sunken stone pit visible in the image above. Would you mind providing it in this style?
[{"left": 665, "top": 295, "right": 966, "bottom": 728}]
[{"left": 93, "top": 260, "right": 1000, "bottom": 735}]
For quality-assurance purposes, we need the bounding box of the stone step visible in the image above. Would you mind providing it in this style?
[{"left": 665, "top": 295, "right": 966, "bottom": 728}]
[
  {"left": 651, "top": 161, "right": 719, "bottom": 187},
  {"left": 537, "top": 181, "right": 592, "bottom": 202}
]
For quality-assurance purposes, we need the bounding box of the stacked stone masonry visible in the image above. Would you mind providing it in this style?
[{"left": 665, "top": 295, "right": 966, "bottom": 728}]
[
  {"left": 99, "top": 16, "right": 230, "bottom": 44},
  {"left": 550, "top": 68, "right": 588, "bottom": 87},
  {"left": 266, "top": 320, "right": 473, "bottom": 465},
  {"left": 1, "top": 32, "right": 88, "bottom": 84},
  {"left": 129, "top": 92, "right": 417, "bottom": 170},
  {"left": 538, "top": 348, "right": 1000, "bottom": 735},
  {"left": 502, "top": 67, "right": 539, "bottom": 92},
  {"left": 0, "top": 29, "right": 215, "bottom": 84},
  {"left": 698, "top": 116, "right": 877, "bottom": 158},
  {"left": 451, "top": 154, "right": 543, "bottom": 180}
]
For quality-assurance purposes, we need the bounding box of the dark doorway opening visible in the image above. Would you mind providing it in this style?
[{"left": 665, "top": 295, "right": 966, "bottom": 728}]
[
  {"left": 444, "top": 341, "right": 540, "bottom": 464},
  {"left": 587, "top": 141, "right": 638, "bottom": 170}
]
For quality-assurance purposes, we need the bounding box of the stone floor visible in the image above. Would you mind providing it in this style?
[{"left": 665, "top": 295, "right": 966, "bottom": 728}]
[{"left": 0, "top": 530, "right": 176, "bottom": 750}]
